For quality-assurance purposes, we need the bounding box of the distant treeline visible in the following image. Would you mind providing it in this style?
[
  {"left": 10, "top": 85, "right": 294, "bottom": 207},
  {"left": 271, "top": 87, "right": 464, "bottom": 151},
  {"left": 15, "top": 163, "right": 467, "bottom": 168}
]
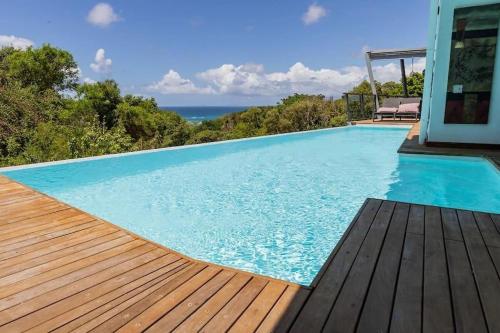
[{"left": 0, "top": 44, "right": 423, "bottom": 167}]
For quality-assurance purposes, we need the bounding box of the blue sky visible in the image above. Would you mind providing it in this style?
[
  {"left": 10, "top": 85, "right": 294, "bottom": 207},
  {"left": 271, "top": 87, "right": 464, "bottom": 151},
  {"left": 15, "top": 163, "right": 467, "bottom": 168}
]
[{"left": 1, "top": 0, "right": 430, "bottom": 105}]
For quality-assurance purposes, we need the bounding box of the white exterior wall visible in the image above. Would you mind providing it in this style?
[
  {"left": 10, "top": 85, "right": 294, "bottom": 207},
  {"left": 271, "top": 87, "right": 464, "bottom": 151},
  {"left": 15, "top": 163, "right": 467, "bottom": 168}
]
[{"left": 421, "top": 0, "right": 500, "bottom": 145}]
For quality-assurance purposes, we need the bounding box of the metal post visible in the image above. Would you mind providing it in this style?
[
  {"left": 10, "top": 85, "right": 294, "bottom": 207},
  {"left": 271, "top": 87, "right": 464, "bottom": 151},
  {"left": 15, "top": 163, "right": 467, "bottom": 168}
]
[
  {"left": 344, "top": 94, "right": 351, "bottom": 123},
  {"left": 365, "top": 52, "right": 379, "bottom": 110},
  {"left": 372, "top": 94, "right": 377, "bottom": 120},
  {"left": 400, "top": 59, "right": 409, "bottom": 97},
  {"left": 360, "top": 94, "right": 365, "bottom": 120}
]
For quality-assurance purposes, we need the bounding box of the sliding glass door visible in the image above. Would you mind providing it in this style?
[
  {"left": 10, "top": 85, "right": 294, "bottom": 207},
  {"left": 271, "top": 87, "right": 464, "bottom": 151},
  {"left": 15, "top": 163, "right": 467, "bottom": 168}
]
[{"left": 444, "top": 3, "right": 500, "bottom": 124}]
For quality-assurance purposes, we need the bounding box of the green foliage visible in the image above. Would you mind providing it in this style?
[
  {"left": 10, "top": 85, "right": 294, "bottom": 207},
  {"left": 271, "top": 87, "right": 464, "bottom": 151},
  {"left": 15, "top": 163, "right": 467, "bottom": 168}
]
[
  {"left": 5, "top": 44, "right": 435, "bottom": 168},
  {"left": 117, "top": 102, "right": 190, "bottom": 149},
  {"left": 188, "top": 95, "right": 347, "bottom": 141},
  {"left": 350, "top": 74, "right": 424, "bottom": 97},
  {"left": 187, "top": 129, "right": 223, "bottom": 144},
  {"left": 77, "top": 80, "right": 122, "bottom": 129},
  {"left": 407, "top": 72, "right": 425, "bottom": 96},
  {"left": 381, "top": 81, "right": 403, "bottom": 96},
  {"left": 0, "top": 44, "right": 78, "bottom": 92},
  {"left": 67, "top": 125, "right": 134, "bottom": 158}
]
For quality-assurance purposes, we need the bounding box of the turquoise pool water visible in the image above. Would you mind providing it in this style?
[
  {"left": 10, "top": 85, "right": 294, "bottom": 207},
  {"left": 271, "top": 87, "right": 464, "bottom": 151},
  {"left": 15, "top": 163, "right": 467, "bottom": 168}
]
[{"left": 3, "top": 127, "right": 499, "bottom": 285}]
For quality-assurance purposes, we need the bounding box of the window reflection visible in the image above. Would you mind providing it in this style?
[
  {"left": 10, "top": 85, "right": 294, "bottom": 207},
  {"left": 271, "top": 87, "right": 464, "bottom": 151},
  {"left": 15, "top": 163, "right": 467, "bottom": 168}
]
[{"left": 444, "top": 4, "right": 500, "bottom": 124}]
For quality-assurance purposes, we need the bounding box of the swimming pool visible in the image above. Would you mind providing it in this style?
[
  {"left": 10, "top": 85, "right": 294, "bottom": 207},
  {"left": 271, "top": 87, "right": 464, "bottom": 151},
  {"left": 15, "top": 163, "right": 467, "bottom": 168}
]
[{"left": 3, "top": 126, "right": 500, "bottom": 285}]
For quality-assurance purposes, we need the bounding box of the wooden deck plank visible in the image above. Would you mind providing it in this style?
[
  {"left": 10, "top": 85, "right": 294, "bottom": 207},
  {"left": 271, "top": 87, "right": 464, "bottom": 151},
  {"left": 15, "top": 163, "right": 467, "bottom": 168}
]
[
  {"left": 491, "top": 214, "right": 500, "bottom": 234},
  {"left": 228, "top": 281, "right": 287, "bottom": 332},
  {"left": 90, "top": 263, "right": 207, "bottom": 332},
  {"left": 116, "top": 266, "right": 222, "bottom": 332},
  {"left": 445, "top": 239, "right": 488, "bottom": 332},
  {"left": 0, "top": 247, "right": 158, "bottom": 324},
  {"left": 457, "top": 210, "right": 500, "bottom": 333},
  {"left": 255, "top": 286, "right": 310, "bottom": 333},
  {"left": 199, "top": 277, "right": 268, "bottom": 332},
  {"left": 489, "top": 246, "right": 500, "bottom": 277},
  {"left": 390, "top": 232, "right": 424, "bottom": 333},
  {"left": 53, "top": 262, "right": 192, "bottom": 333},
  {"left": 441, "top": 207, "right": 462, "bottom": 241},
  {"left": 145, "top": 269, "right": 236, "bottom": 332},
  {"left": 0, "top": 227, "right": 121, "bottom": 273},
  {"left": 474, "top": 212, "right": 500, "bottom": 248},
  {"left": 172, "top": 273, "right": 252, "bottom": 333},
  {"left": 323, "top": 200, "right": 396, "bottom": 332},
  {"left": 356, "top": 202, "right": 410, "bottom": 332},
  {"left": 0, "top": 233, "right": 132, "bottom": 284},
  {"left": 0, "top": 201, "right": 67, "bottom": 223},
  {"left": 0, "top": 207, "right": 74, "bottom": 232},
  {"left": 0, "top": 216, "right": 97, "bottom": 248},
  {"left": 406, "top": 204, "right": 425, "bottom": 235},
  {"left": 3, "top": 254, "right": 183, "bottom": 332},
  {"left": 0, "top": 224, "right": 110, "bottom": 261},
  {"left": 0, "top": 213, "right": 93, "bottom": 244},
  {"left": 423, "top": 205, "right": 454, "bottom": 332},
  {"left": 0, "top": 237, "right": 143, "bottom": 299},
  {"left": 289, "top": 198, "right": 383, "bottom": 332},
  {"left": 0, "top": 220, "right": 101, "bottom": 253}
]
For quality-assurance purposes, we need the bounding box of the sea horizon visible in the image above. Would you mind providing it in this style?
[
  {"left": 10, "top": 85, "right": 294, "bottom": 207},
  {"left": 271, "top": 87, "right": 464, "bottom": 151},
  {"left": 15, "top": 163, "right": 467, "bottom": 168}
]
[{"left": 161, "top": 106, "right": 251, "bottom": 122}]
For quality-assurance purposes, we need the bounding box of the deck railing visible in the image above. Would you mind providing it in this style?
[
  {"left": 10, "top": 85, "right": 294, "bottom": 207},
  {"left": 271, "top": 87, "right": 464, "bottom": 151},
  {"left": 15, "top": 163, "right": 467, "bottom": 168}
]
[
  {"left": 344, "top": 93, "right": 422, "bottom": 122},
  {"left": 343, "top": 93, "right": 377, "bottom": 122}
]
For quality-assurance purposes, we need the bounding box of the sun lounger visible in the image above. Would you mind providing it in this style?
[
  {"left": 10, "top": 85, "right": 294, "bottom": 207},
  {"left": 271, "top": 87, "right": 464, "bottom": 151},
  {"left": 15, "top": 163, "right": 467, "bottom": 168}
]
[
  {"left": 373, "top": 97, "right": 401, "bottom": 120},
  {"left": 373, "top": 97, "right": 422, "bottom": 121},
  {"left": 396, "top": 98, "right": 421, "bottom": 120}
]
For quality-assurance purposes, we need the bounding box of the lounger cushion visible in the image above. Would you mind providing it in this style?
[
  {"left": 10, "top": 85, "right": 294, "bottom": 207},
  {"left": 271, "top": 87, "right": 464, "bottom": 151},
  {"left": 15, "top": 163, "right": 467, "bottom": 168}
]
[
  {"left": 376, "top": 107, "right": 398, "bottom": 113},
  {"left": 397, "top": 103, "right": 419, "bottom": 113}
]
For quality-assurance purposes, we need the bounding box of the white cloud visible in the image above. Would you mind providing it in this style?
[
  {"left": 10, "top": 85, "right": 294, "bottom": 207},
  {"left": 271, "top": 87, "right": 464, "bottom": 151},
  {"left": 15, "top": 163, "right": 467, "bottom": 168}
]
[
  {"left": 83, "top": 77, "right": 97, "bottom": 84},
  {"left": 0, "top": 35, "right": 34, "bottom": 49},
  {"left": 195, "top": 62, "right": 367, "bottom": 96},
  {"left": 90, "top": 48, "right": 112, "bottom": 73},
  {"left": 148, "top": 70, "right": 214, "bottom": 95},
  {"left": 148, "top": 59, "right": 426, "bottom": 97},
  {"left": 302, "top": 4, "right": 327, "bottom": 25},
  {"left": 75, "top": 66, "right": 97, "bottom": 84},
  {"left": 87, "top": 3, "right": 120, "bottom": 27},
  {"left": 197, "top": 63, "right": 275, "bottom": 95},
  {"left": 372, "top": 58, "right": 427, "bottom": 82},
  {"left": 411, "top": 58, "right": 427, "bottom": 73}
]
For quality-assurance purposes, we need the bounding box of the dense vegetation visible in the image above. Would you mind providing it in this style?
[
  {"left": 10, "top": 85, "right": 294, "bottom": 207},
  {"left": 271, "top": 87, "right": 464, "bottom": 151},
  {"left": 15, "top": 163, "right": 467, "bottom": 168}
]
[{"left": 0, "top": 44, "right": 422, "bottom": 167}]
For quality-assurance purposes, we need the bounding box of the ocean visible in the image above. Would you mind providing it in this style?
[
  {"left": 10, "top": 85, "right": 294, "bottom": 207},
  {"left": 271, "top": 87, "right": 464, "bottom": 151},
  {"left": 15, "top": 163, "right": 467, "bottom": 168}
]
[{"left": 161, "top": 106, "right": 249, "bottom": 122}]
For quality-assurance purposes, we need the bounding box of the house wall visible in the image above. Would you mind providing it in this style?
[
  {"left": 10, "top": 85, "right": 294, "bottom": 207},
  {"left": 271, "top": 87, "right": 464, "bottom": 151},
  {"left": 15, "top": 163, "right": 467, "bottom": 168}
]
[{"left": 423, "top": 0, "right": 500, "bottom": 145}]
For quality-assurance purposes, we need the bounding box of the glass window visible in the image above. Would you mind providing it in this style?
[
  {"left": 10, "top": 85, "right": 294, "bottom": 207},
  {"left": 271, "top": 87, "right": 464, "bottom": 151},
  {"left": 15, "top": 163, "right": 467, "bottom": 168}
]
[{"left": 444, "top": 4, "right": 500, "bottom": 124}]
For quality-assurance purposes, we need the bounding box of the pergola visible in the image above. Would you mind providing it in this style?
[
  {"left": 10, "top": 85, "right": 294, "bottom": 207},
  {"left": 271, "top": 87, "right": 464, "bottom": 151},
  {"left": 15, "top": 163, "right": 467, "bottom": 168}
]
[{"left": 365, "top": 48, "right": 427, "bottom": 108}]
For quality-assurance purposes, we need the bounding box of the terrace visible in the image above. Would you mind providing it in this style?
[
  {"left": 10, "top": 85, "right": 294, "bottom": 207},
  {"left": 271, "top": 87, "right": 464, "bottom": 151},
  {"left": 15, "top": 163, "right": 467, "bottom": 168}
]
[{"left": 0, "top": 149, "right": 499, "bottom": 332}]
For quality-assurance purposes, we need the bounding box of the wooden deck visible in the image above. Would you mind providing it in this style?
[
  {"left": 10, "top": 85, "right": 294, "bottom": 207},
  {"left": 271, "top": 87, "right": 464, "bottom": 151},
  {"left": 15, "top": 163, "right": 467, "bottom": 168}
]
[
  {"left": 0, "top": 176, "right": 309, "bottom": 332},
  {"left": 1, "top": 176, "right": 500, "bottom": 332},
  {"left": 291, "top": 199, "right": 500, "bottom": 333}
]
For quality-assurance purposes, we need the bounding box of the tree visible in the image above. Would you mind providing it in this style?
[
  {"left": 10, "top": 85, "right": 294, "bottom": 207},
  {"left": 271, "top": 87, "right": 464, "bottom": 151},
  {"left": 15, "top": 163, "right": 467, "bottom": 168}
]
[
  {"left": 407, "top": 72, "right": 425, "bottom": 96},
  {"left": 350, "top": 80, "right": 379, "bottom": 95},
  {"left": 380, "top": 81, "right": 403, "bottom": 96},
  {"left": 1, "top": 44, "right": 78, "bottom": 93},
  {"left": 0, "top": 43, "right": 355, "bottom": 167},
  {"left": 77, "top": 80, "right": 122, "bottom": 129}
]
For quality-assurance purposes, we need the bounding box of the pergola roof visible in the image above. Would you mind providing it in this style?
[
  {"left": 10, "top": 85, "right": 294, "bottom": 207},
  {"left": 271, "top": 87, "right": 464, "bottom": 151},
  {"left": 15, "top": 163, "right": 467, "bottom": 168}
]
[
  {"left": 364, "top": 47, "right": 427, "bottom": 107},
  {"left": 366, "top": 47, "right": 427, "bottom": 60}
]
